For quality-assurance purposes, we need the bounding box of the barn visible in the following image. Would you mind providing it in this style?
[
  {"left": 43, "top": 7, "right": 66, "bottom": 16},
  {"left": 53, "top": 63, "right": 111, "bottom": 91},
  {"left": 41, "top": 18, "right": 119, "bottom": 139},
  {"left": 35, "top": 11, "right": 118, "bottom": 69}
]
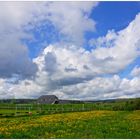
[{"left": 37, "top": 95, "right": 59, "bottom": 104}]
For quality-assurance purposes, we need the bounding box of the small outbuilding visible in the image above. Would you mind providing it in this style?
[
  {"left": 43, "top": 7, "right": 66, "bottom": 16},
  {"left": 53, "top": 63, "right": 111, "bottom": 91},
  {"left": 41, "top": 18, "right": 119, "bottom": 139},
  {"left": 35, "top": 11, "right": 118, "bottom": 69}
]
[{"left": 37, "top": 95, "right": 59, "bottom": 104}]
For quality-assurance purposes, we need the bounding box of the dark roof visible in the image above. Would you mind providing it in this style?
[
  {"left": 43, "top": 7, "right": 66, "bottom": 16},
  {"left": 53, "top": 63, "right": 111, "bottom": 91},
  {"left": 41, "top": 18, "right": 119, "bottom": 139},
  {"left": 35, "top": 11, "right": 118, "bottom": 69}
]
[{"left": 37, "top": 95, "right": 58, "bottom": 104}]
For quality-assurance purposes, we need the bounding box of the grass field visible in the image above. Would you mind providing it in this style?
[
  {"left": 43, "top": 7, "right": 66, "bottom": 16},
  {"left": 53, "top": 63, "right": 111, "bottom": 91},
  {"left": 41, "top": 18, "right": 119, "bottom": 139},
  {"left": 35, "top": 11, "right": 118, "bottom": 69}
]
[
  {"left": 0, "top": 103, "right": 95, "bottom": 116},
  {"left": 0, "top": 98, "right": 140, "bottom": 138},
  {"left": 0, "top": 98, "right": 140, "bottom": 116},
  {"left": 0, "top": 110, "right": 140, "bottom": 138}
]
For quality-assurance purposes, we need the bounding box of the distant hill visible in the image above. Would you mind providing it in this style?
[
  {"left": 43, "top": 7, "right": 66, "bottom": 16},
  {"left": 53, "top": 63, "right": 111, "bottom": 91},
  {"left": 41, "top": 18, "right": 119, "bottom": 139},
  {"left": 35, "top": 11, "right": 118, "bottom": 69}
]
[
  {"left": 0, "top": 99, "right": 36, "bottom": 104},
  {"left": 0, "top": 97, "right": 139, "bottom": 104}
]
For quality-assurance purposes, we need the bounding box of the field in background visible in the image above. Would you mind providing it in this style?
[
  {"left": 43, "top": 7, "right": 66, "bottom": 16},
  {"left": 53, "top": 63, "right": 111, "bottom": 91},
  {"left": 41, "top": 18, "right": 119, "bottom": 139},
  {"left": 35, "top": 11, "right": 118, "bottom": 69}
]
[
  {"left": 0, "top": 110, "right": 140, "bottom": 138},
  {"left": 0, "top": 98, "right": 140, "bottom": 117}
]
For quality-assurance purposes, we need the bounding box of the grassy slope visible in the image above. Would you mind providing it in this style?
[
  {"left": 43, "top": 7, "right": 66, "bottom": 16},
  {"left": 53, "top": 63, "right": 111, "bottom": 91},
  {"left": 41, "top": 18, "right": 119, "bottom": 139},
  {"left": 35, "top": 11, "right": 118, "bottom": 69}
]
[{"left": 0, "top": 110, "right": 140, "bottom": 139}]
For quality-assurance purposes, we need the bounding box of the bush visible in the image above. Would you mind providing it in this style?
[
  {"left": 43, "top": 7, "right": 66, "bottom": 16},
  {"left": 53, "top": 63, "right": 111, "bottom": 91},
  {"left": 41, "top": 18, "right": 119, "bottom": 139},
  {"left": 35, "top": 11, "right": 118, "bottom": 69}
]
[{"left": 124, "top": 99, "right": 140, "bottom": 111}]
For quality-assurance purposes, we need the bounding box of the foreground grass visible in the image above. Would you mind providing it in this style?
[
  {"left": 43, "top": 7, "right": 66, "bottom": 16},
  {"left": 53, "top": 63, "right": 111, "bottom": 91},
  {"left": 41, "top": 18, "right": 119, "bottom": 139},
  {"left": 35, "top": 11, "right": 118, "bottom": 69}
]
[{"left": 0, "top": 110, "right": 140, "bottom": 138}]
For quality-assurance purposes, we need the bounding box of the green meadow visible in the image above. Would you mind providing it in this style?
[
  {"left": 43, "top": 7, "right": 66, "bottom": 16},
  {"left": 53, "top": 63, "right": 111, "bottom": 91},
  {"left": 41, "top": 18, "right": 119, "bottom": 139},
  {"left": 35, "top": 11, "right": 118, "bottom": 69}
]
[
  {"left": 0, "top": 98, "right": 140, "bottom": 138},
  {"left": 0, "top": 110, "right": 140, "bottom": 139}
]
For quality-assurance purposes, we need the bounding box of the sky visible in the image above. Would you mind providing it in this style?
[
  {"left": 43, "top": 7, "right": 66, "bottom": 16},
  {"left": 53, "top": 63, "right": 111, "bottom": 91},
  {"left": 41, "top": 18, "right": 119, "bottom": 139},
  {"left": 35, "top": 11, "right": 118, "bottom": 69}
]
[{"left": 0, "top": 1, "right": 140, "bottom": 100}]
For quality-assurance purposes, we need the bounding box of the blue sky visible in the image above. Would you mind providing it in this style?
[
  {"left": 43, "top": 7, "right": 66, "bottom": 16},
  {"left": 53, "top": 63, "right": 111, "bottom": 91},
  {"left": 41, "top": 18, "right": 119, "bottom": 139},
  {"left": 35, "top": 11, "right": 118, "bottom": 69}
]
[
  {"left": 25, "top": 2, "right": 140, "bottom": 58},
  {"left": 26, "top": 1, "right": 140, "bottom": 79},
  {"left": 26, "top": 2, "right": 140, "bottom": 63},
  {"left": 88, "top": 2, "right": 140, "bottom": 37},
  {"left": 0, "top": 2, "right": 140, "bottom": 100},
  {"left": 88, "top": 2, "right": 140, "bottom": 79}
]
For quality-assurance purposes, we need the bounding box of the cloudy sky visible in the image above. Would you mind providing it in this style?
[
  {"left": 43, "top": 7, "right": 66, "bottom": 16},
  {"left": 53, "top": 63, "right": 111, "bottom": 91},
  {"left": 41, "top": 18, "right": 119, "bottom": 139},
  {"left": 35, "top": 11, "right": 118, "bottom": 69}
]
[{"left": 0, "top": 1, "right": 140, "bottom": 100}]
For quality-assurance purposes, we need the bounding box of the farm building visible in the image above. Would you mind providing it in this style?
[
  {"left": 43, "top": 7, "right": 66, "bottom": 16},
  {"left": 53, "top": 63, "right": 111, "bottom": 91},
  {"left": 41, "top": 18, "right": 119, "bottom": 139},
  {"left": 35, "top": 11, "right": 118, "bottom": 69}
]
[
  {"left": 37, "top": 95, "right": 85, "bottom": 104},
  {"left": 37, "top": 95, "right": 59, "bottom": 104}
]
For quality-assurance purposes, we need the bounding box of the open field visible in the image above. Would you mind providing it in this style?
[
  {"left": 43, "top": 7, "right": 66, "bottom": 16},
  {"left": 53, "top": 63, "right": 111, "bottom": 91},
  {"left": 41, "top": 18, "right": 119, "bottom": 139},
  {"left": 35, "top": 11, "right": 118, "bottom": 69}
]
[
  {"left": 0, "top": 98, "right": 140, "bottom": 116},
  {"left": 0, "top": 110, "right": 140, "bottom": 138},
  {"left": 0, "top": 98, "right": 140, "bottom": 138},
  {"left": 0, "top": 103, "right": 98, "bottom": 116}
]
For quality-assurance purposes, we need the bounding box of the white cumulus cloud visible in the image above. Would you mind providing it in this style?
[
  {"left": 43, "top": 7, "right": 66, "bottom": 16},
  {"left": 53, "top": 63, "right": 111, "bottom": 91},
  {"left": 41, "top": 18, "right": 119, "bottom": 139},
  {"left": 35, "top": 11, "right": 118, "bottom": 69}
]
[{"left": 0, "top": 2, "right": 140, "bottom": 100}]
